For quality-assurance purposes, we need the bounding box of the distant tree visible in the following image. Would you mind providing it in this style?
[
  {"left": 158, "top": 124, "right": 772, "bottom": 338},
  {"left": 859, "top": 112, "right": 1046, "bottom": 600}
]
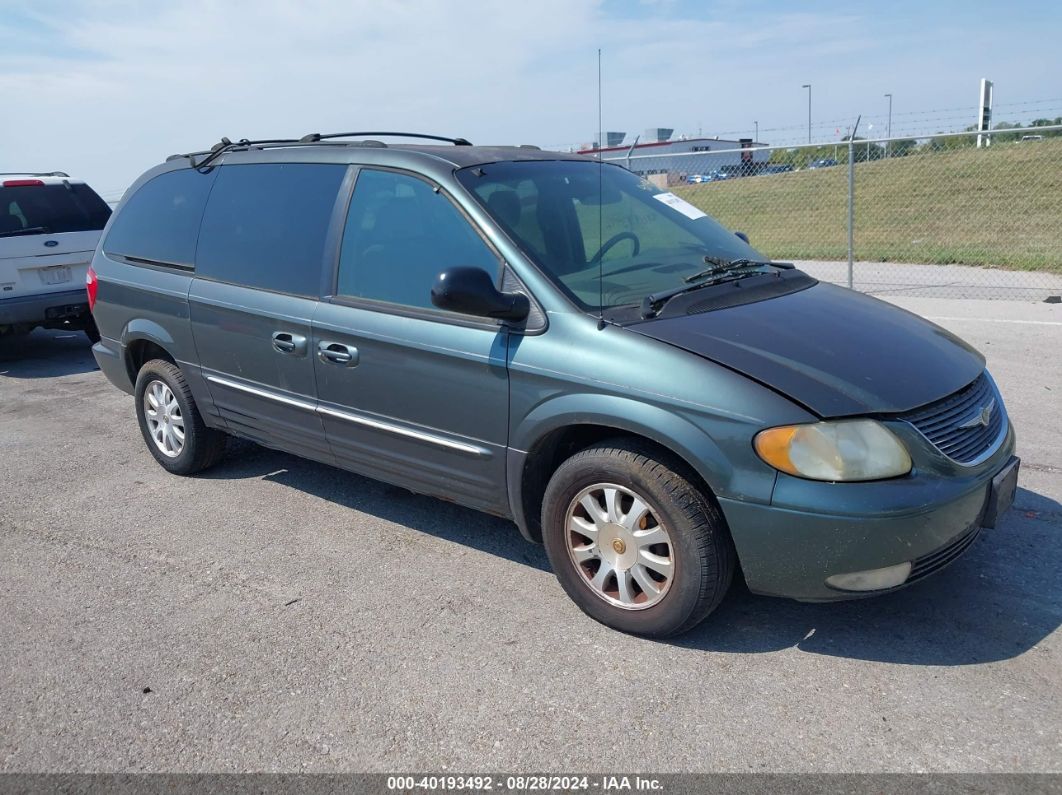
[
  {"left": 769, "top": 148, "right": 795, "bottom": 164},
  {"left": 826, "top": 135, "right": 885, "bottom": 162},
  {"left": 771, "top": 145, "right": 839, "bottom": 169},
  {"left": 1029, "top": 118, "right": 1061, "bottom": 137},
  {"left": 887, "top": 138, "right": 918, "bottom": 157},
  {"left": 924, "top": 131, "right": 975, "bottom": 151},
  {"left": 991, "top": 121, "right": 1023, "bottom": 143}
]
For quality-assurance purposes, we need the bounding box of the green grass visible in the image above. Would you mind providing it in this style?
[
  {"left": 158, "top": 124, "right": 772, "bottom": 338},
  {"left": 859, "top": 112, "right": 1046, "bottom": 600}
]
[{"left": 672, "top": 138, "right": 1062, "bottom": 273}]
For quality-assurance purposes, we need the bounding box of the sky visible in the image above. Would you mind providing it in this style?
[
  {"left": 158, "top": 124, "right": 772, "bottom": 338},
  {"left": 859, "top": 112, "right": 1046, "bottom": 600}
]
[{"left": 2, "top": 0, "right": 1060, "bottom": 200}]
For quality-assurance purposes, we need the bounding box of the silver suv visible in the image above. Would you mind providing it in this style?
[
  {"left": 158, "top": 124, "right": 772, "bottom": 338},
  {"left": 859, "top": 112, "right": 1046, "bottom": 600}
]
[{"left": 0, "top": 172, "right": 111, "bottom": 340}]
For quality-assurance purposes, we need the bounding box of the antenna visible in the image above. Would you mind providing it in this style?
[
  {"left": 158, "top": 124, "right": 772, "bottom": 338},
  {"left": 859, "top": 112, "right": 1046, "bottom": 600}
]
[
  {"left": 597, "top": 48, "right": 605, "bottom": 329},
  {"left": 597, "top": 48, "right": 603, "bottom": 157}
]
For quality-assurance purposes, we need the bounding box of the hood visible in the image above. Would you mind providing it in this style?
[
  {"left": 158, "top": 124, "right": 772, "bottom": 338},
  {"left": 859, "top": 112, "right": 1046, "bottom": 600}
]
[{"left": 631, "top": 282, "right": 984, "bottom": 417}]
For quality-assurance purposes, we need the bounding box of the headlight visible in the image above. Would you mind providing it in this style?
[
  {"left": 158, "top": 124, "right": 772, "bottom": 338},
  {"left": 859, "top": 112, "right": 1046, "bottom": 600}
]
[{"left": 754, "top": 419, "right": 911, "bottom": 481}]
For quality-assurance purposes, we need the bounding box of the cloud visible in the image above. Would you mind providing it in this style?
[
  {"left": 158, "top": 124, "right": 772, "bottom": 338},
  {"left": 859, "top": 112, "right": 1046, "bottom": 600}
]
[{"left": 0, "top": 0, "right": 1058, "bottom": 194}]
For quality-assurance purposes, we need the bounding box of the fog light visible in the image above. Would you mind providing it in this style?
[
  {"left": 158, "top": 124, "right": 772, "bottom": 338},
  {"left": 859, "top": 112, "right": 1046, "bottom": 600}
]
[{"left": 825, "top": 561, "right": 912, "bottom": 592}]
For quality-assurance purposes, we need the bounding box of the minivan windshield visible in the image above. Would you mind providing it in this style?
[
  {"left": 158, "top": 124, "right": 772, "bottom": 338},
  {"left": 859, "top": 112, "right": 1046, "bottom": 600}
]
[
  {"left": 0, "top": 183, "right": 111, "bottom": 237},
  {"left": 457, "top": 160, "right": 765, "bottom": 316}
]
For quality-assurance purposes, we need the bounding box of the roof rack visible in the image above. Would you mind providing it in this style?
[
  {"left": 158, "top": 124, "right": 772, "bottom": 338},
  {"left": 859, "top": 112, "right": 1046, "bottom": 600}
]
[
  {"left": 0, "top": 171, "right": 70, "bottom": 178},
  {"left": 172, "top": 137, "right": 303, "bottom": 170},
  {"left": 167, "top": 132, "right": 474, "bottom": 170},
  {"left": 298, "top": 131, "right": 473, "bottom": 146}
]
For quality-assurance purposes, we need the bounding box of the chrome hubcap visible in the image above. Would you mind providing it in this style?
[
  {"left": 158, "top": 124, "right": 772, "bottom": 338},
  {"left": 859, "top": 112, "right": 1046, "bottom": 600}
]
[
  {"left": 143, "top": 380, "right": 184, "bottom": 458},
  {"left": 564, "top": 483, "right": 674, "bottom": 610}
]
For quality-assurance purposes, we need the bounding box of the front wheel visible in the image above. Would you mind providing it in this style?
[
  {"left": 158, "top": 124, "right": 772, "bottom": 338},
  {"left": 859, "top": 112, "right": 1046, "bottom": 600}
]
[{"left": 542, "top": 440, "right": 734, "bottom": 637}]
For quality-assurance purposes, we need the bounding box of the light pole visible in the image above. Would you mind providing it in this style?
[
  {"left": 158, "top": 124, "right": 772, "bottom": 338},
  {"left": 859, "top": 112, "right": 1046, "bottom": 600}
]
[
  {"left": 884, "top": 93, "right": 893, "bottom": 158},
  {"left": 754, "top": 120, "right": 759, "bottom": 142},
  {"left": 802, "top": 84, "right": 812, "bottom": 144}
]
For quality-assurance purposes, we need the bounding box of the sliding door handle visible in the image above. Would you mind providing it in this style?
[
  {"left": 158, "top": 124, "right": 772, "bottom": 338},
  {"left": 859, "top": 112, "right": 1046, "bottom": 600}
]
[{"left": 318, "top": 341, "right": 359, "bottom": 366}]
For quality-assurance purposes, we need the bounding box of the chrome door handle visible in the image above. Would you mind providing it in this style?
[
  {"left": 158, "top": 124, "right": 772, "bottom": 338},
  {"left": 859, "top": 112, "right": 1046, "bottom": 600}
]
[
  {"left": 318, "top": 341, "right": 359, "bottom": 366},
  {"left": 272, "top": 332, "right": 307, "bottom": 355}
]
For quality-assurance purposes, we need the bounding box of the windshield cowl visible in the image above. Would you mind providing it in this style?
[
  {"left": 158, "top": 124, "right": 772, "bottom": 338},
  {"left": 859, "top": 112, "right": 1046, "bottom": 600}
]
[
  {"left": 640, "top": 260, "right": 794, "bottom": 319},
  {"left": 624, "top": 268, "right": 818, "bottom": 324}
]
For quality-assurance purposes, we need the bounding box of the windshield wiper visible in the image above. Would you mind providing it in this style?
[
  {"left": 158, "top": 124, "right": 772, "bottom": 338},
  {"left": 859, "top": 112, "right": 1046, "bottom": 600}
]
[
  {"left": 0, "top": 226, "right": 49, "bottom": 238},
  {"left": 640, "top": 258, "right": 793, "bottom": 319},
  {"left": 683, "top": 257, "right": 793, "bottom": 283}
]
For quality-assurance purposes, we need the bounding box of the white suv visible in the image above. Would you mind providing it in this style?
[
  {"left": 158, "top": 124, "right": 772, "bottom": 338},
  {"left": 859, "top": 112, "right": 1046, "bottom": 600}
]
[{"left": 0, "top": 172, "right": 112, "bottom": 341}]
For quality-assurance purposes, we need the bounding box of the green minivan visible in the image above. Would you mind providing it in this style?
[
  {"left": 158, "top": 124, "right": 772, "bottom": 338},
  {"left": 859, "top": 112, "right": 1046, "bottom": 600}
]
[{"left": 88, "top": 133, "right": 1018, "bottom": 636}]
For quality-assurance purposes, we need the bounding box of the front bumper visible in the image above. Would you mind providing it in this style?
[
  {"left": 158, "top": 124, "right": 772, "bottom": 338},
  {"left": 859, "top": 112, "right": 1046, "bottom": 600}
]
[
  {"left": 0, "top": 288, "right": 89, "bottom": 327},
  {"left": 719, "top": 440, "right": 1018, "bottom": 601}
]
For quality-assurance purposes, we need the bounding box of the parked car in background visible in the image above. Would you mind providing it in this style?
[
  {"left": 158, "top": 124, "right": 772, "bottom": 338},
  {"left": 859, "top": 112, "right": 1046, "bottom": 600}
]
[
  {"left": 1019, "top": 135, "right": 1043, "bottom": 143},
  {"left": 711, "top": 162, "right": 781, "bottom": 180},
  {"left": 807, "top": 158, "right": 838, "bottom": 169},
  {"left": 89, "top": 133, "right": 1018, "bottom": 637},
  {"left": 0, "top": 173, "right": 111, "bottom": 340},
  {"left": 714, "top": 164, "right": 747, "bottom": 180}
]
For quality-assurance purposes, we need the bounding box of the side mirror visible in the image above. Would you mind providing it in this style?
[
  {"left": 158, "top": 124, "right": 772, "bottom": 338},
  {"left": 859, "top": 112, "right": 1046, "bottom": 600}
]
[
  {"left": 431, "top": 267, "right": 530, "bottom": 321},
  {"left": 734, "top": 231, "right": 750, "bottom": 244}
]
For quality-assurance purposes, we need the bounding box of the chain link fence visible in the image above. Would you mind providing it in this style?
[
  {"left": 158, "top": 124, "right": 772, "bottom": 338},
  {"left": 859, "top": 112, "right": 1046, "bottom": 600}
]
[{"left": 599, "top": 126, "right": 1062, "bottom": 300}]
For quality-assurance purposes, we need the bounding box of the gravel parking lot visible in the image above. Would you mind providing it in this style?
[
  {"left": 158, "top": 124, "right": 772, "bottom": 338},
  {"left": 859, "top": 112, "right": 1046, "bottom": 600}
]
[{"left": 1, "top": 296, "right": 1059, "bottom": 773}]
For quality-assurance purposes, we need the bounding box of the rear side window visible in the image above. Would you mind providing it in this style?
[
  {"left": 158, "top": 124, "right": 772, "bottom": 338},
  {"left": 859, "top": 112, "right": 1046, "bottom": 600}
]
[
  {"left": 1, "top": 183, "right": 111, "bottom": 237},
  {"left": 104, "top": 169, "right": 213, "bottom": 266},
  {"left": 196, "top": 163, "right": 347, "bottom": 296}
]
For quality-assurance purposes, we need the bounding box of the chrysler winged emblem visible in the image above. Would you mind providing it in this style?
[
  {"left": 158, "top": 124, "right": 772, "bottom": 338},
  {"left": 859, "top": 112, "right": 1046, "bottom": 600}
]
[{"left": 958, "top": 398, "right": 996, "bottom": 429}]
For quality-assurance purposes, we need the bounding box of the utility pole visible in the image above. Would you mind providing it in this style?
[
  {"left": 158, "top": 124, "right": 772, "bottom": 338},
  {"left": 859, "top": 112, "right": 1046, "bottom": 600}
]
[
  {"left": 976, "top": 79, "right": 994, "bottom": 148},
  {"left": 754, "top": 120, "right": 759, "bottom": 142},
  {"left": 884, "top": 93, "right": 893, "bottom": 157},
  {"left": 847, "top": 115, "right": 861, "bottom": 290},
  {"left": 802, "top": 84, "right": 812, "bottom": 144}
]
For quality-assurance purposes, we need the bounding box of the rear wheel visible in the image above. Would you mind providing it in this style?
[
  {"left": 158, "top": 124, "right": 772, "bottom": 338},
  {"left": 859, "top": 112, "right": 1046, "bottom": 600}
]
[
  {"left": 134, "top": 359, "right": 226, "bottom": 475},
  {"left": 542, "top": 439, "right": 734, "bottom": 637}
]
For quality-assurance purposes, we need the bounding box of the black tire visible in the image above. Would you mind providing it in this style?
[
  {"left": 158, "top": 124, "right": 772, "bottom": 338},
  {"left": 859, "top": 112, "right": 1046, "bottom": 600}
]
[
  {"left": 134, "top": 359, "right": 226, "bottom": 475},
  {"left": 84, "top": 315, "right": 101, "bottom": 344},
  {"left": 542, "top": 439, "right": 734, "bottom": 637}
]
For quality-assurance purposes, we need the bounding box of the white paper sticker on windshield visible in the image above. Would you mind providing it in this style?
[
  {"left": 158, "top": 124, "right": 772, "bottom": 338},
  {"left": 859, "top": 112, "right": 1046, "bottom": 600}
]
[{"left": 652, "top": 192, "right": 708, "bottom": 220}]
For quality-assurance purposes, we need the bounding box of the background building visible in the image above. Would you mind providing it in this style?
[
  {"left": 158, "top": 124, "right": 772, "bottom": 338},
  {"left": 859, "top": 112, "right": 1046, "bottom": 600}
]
[{"left": 576, "top": 127, "right": 771, "bottom": 185}]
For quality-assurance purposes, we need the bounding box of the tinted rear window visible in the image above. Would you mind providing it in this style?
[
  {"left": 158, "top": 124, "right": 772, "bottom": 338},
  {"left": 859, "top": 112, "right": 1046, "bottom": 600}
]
[
  {"left": 196, "top": 163, "right": 347, "bottom": 296},
  {"left": 103, "top": 169, "right": 214, "bottom": 266},
  {"left": 1, "top": 183, "right": 111, "bottom": 237}
]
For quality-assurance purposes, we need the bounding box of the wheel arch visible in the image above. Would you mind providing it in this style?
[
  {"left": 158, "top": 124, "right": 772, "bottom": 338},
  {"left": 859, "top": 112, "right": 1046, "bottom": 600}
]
[
  {"left": 121, "top": 319, "right": 178, "bottom": 384},
  {"left": 508, "top": 396, "right": 734, "bottom": 543}
]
